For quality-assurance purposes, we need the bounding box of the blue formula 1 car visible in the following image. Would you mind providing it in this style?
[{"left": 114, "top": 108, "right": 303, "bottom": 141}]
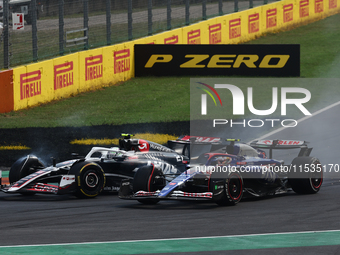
[{"left": 119, "top": 138, "right": 323, "bottom": 206}]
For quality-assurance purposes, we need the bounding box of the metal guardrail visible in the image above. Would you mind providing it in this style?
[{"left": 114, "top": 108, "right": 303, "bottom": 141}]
[{"left": 65, "top": 28, "right": 88, "bottom": 47}]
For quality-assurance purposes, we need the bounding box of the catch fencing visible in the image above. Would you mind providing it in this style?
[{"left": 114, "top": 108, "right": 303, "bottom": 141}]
[{"left": 0, "top": 0, "right": 277, "bottom": 69}]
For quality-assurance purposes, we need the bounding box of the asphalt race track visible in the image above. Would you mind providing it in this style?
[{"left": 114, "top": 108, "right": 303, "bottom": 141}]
[{"left": 1, "top": 103, "right": 340, "bottom": 254}]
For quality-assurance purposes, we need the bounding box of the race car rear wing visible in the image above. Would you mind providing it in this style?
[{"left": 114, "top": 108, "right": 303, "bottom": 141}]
[
  {"left": 249, "top": 139, "right": 312, "bottom": 159},
  {"left": 167, "top": 136, "right": 232, "bottom": 158},
  {"left": 119, "top": 133, "right": 176, "bottom": 153},
  {"left": 174, "top": 135, "right": 222, "bottom": 144}
]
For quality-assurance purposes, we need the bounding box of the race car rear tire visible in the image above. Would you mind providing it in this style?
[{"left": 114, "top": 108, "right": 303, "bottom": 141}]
[
  {"left": 9, "top": 155, "right": 45, "bottom": 184},
  {"left": 69, "top": 162, "right": 106, "bottom": 198},
  {"left": 288, "top": 157, "right": 323, "bottom": 194},
  {"left": 210, "top": 171, "right": 243, "bottom": 206},
  {"left": 133, "top": 165, "right": 164, "bottom": 204}
]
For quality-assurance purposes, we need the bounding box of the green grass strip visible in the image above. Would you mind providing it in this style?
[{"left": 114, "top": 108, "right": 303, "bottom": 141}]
[
  {"left": 0, "top": 14, "right": 339, "bottom": 128},
  {"left": 1, "top": 230, "right": 340, "bottom": 254}
]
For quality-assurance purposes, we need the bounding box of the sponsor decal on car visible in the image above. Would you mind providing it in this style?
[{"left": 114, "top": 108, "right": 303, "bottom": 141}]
[
  {"left": 9, "top": 170, "right": 51, "bottom": 191},
  {"left": 27, "top": 183, "right": 59, "bottom": 193},
  {"left": 256, "top": 140, "right": 305, "bottom": 145},
  {"left": 59, "top": 175, "right": 76, "bottom": 189},
  {"left": 180, "top": 135, "right": 221, "bottom": 143},
  {"left": 138, "top": 139, "right": 150, "bottom": 152}
]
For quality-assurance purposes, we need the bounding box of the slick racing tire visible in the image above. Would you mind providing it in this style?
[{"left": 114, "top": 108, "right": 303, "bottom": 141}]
[
  {"left": 69, "top": 162, "right": 106, "bottom": 198},
  {"left": 288, "top": 157, "right": 323, "bottom": 194},
  {"left": 210, "top": 171, "right": 243, "bottom": 206},
  {"left": 9, "top": 155, "right": 45, "bottom": 184},
  {"left": 133, "top": 165, "right": 164, "bottom": 205}
]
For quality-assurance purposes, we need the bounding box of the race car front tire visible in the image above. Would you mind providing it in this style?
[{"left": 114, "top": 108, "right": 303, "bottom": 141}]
[
  {"left": 210, "top": 171, "right": 243, "bottom": 206},
  {"left": 133, "top": 164, "right": 164, "bottom": 204},
  {"left": 69, "top": 162, "right": 106, "bottom": 198},
  {"left": 9, "top": 155, "right": 45, "bottom": 184},
  {"left": 288, "top": 157, "right": 323, "bottom": 194}
]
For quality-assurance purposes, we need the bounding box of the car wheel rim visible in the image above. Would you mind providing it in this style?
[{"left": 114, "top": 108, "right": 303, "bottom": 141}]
[
  {"left": 228, "top": 175, "right": 242, "bottom": 200},
  {"left": 311, "top": 163, "right": 323, "bottom": 189},
  {"left": 85, "top": 172, "right": 99, "bottom": 188},
  {"left": 311, "top": 174, "right": 322, "bottom": 189}
]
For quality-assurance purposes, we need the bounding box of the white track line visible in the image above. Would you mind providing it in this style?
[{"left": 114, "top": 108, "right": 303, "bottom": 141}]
[
  {"left": 252, "top": 100, "right": 340, "bottom": 142},
  {"left": 1, "top": 229, "right": 340, "bottom": 248}
]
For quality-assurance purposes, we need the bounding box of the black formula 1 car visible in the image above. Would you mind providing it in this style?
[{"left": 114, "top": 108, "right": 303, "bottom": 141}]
[
  {"left": 0, "top": 135, "right": 189, "bottom": 198},
  {"left": 119, "top": 138, "right": 323, "bottom": 205}
]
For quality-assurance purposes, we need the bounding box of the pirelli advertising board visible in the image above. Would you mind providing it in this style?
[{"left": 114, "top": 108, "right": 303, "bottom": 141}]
[{"left": 134, "top": 44, "right": 300, "bottom": 77}]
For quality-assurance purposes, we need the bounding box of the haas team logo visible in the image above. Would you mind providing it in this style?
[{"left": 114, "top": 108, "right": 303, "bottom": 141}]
[{"left": 138, "top": 139, "right": 150, "bottom": 152}]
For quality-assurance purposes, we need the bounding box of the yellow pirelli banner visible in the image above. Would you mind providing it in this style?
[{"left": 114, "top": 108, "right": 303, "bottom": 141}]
[
  {"left": 11, "top": 0, "right": 339, "bottom": 111},
  {"left": 12, "top": 44, "right": 135, "bottom": 110}
]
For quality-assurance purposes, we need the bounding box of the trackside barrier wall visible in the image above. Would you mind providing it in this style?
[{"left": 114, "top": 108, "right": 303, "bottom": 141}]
[
  {"left": 0, "top": 69, "right": 14, "bottom": 113},
  {"left": 1, "top": 0, "right": 339, "bottom": 112}
]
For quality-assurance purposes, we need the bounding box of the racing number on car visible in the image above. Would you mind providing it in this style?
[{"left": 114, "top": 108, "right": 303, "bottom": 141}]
[{"left": 138, "top": 139, "right": 150, "bottom": 152}]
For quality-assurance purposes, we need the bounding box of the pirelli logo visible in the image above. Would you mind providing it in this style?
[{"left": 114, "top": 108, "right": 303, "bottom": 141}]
[
  {"left": 134, "top": 44, "right": 300, "bottom": 77},
  {"left": 164, "top": 35, "right": 178, "bottom": 44},
  {"left": 209, "top": 24, "right": 221, "bottom": 44},
  {"left": 229, "top": 19, "right": 241, "bottom": 39},
  {"left": 114, "top": 49, "right": 130, "bottom": 74},
  {"left": 20, "top": 70, "right": 42, "bottom": 100},
  {"left": 187, "top": 30, "right": 201, "bottom": 44},
  {"left": 266, "top": 9, "right": 277, "bottom": 28},
  {"left": 315, "top": 0, "right": 324, "bottom": 13},
  {"left": 329, "top": 0, "right": 337, "bottom": 9},
  {"left": 54, "top": 62, "right": 74, "bottom": 90},
  {"left": 300, "top": 0, "right": 309, "bottom": 18},
  {"left": 283, "top": 4, "right": 294, "bottom": 23},
  {"left": 248, "top": 13, "right": 259, "bottom": 34},
  {"left": 85, "top": 55, "right": 103, "bottom": 81}
]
